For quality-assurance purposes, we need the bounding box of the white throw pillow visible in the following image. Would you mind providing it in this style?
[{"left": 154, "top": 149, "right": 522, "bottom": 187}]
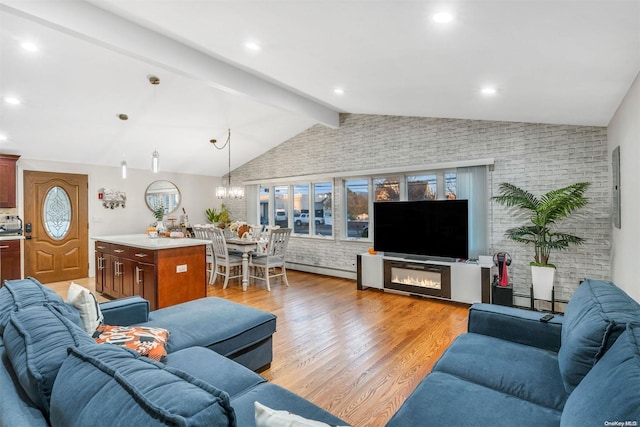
[
  {"left": 66, "top": 282, "right": 103, "bottom": 333},
  {"left": 254, "top": 401, "right": 348, "bottom": 427}
]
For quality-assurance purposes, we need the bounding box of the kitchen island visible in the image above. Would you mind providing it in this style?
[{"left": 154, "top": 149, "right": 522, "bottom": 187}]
[{"left": 93, "top": 234, "right": 209, "bottom": 310}]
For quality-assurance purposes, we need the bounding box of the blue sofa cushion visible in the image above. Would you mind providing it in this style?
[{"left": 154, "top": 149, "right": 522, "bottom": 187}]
[
  {"left": 558, "top": 279, "right": 640, "bottom": 392},
  {"left": 2, "top": 304, "right": 96, "bottom": 414},
  {"left": 49, "top": 344, "right": 237, "bottom": 427},
  {"left": 230, "top": 382, "right": 349, "bottom": 427},
  {"left": 0, "top": 277, "right": 79, "bottom": 334},
  {"left": 166, "top": 346, "right": 266, "bottom": 397},
  {"left": 386, "top": 371, "right": 561, "bottom": 427},
  {"left": 99, "top": 296, "right": 149, "bottom": 326},
  {"left": 561, "top": 323, "right": 640, "bottom": 426},
  {"left": 141, "top": 297, "right": 277, "bottom": 355},
  {"left": 433, "top": 333, "right": 567, "bottom": 410}
]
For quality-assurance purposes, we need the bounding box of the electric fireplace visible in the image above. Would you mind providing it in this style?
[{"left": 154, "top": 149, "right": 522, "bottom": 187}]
[{"left": 384, "top": 260, "right": 451, "bottom": 299}]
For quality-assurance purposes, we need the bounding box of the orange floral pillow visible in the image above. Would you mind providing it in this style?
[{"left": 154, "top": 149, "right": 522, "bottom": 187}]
[{"left": 93, "top": 325, "right": 170, "bottom": 362}]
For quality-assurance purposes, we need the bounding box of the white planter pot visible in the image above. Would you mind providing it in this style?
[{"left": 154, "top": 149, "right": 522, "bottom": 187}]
[{"left": 531, "top": 265, "right": 556, "bottom": 301}]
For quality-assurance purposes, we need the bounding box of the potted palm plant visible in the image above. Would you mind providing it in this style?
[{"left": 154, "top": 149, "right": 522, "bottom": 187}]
[{"left": 493, "top": 182, "right": 590, "bottom": 300}]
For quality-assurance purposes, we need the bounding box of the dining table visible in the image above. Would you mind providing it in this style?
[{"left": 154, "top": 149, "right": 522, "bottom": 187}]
[{"left": 225, "top": 237, "right": 267, "bottom": 291}]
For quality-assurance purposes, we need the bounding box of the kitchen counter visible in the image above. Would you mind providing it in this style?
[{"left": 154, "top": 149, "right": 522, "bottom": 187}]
[
  {"left": 91, "top": 234, "right": 209, "bottom": 250},
  {"left": 0, "top": 235, "right": 24, "bottom": 241},
  {"left": 93, "top": 234, "right": 208, "bottom": 310}
]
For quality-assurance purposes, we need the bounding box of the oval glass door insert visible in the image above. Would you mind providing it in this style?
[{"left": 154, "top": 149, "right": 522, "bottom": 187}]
[{"left": 43, "top": 186, "right": 72, "bottom": 239}]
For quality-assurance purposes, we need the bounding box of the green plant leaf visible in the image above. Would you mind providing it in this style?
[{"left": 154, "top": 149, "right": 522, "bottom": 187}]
[{"left": 493, "top": 182, "right": 590, "bottom": 266}]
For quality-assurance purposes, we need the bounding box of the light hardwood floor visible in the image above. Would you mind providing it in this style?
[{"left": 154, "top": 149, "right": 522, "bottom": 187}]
[{"left": 46, "top": 271, "right": 469, "bottom": 427}]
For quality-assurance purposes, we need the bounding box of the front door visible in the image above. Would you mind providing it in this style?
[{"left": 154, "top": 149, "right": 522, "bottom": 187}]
[{"left": 24, "top": 171, "right": 88, "bottom": 283}]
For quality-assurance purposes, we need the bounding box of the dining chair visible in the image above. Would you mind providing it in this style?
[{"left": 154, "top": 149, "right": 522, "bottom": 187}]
[
  {"left": 192, "top": 225, "right": 215, "bottom": 284},
  {"left": 208, "top": 227, "right": 243, "bottom": 289},
  {"left": 249, "top": 224, "right": 263, "bottom": 238},
  {"left": 249, "top": 228, "right": 291, "bottom": 291},
  {"left": 261, "top": 224, "right": 280, "bottom": 239}
]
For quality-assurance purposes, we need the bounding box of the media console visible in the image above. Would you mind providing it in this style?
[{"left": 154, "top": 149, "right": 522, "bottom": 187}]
[{"left": 357, "top": 253, "right": 491, "bottom": 305}]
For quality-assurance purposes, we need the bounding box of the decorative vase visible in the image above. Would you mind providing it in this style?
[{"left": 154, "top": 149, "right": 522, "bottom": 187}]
[
  {"left": 238, "top": 224, "right": 250, "bottom": 239},
  {"left": 531, "top": 265, "right": 555, "bottom": 301},
  {"left": 156, "top": 221, "right": 165, "bottom": 234}
]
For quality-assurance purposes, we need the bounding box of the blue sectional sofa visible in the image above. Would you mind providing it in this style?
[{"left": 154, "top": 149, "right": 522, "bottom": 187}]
[
  {"left": 386, "top": 278, "right": 640, "bottom": 426},
  {"left": 0, "top": 277, "right": 347, "bottom": 427}
]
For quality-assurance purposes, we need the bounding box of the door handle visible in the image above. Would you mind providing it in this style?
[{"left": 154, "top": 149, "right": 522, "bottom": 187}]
[{"left": 135, "top": 266, "right": 143, "bottom": 284}]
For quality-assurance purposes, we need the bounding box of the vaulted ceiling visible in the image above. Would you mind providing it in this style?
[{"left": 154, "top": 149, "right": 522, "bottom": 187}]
[{"left": 1, "top": 0, "right": 638, "bottom": 176}]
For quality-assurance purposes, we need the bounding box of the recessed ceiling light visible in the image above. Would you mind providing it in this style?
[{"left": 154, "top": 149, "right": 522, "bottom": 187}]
[
  {"left": 0, "top": 134, "right": 7, "bottom": 141},
  {"left": 21, "top": 42, "right": 38, "bottom": 52},
  {"left": 333, "top": 88, "right": 345, "bottom": 95},
  {"left": 244, "top": 41, "right": 261, "bottom": 51},
  {"left": 4, "top": 97, "right": 21, "bottom": 105},
  {"left": 433, "top": 12, "right": 453, "bottom": 23},
  {"left": 481, "top": 87, "right": 497, "bottom": 95}
]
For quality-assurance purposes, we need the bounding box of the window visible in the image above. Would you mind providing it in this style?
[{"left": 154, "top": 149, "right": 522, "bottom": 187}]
[
  {"left": 293, "top": 184, "right": 310, "bottom": 235},
  {"left": 259, "top": 186, "right": 270, "bottom": 226},
  {"left": 445, "top": 172, "right": 457, "bottom": 199},
  {"left": 44, "top": 186, "right": 71, "bottom": 240},
  {"left": 255, "top": 181, "right": 333, "bottom": 238},
  {"left": 407, "top": 175, "right": 437, "bottom": 200},
  {"left": 345, "top": 179, "right": 369, "bottom": 238},
  {"left": 314, "top": 182, "right": 332, "bottom": 236},
  {"left": 374, "top": 177, "right": 400, "bottom": 202},
  {"left": 274, "top": 185, "right": 289, "bottom": 227}
]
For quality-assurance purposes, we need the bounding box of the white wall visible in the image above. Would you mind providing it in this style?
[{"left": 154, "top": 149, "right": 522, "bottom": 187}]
[
  {"left": 14, "top": 158, "right": 223, "bottom": 277},
  {"left": 608, "top": 71, "right": 640, "bottom": 301}
]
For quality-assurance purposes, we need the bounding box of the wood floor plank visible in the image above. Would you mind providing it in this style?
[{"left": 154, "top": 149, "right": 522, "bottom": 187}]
[{"left": 44, "top": 270, "right": 469, "bottom": 427}]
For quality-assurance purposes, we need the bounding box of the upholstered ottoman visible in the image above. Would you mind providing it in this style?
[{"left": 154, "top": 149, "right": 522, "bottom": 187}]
[{"left": 102, "top": 296, "right": 277, "bottom": 372}]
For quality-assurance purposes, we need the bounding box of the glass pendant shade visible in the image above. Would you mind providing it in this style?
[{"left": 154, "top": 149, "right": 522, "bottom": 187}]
[
  {"left": 152, "top": 150, "right": 160, "bottom": 173},
  {"left": 216, "top": 186, "right": 227, "bottom": 199},
  {"left": 228, "top": 186, "right": 244, "bottom": 199},
  {"left": 121, "top": 160, "right": 127, "bottom": 179}
]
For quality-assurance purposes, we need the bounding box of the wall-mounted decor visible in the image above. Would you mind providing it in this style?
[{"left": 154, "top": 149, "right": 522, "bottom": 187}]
[
  {"left": 98, "top": 188, "right": 126, "bottom": 209},
  {"left": 612, "top": 146, "right": 621, "bottom": 229}
]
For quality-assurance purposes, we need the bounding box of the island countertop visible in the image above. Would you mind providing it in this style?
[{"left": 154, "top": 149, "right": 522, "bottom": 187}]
[
  {"left": 92, "top": 234, "right": 209, "bottom": 250},
  {"left": 0, "top": 235, "right": 24, "bottom": 241}
]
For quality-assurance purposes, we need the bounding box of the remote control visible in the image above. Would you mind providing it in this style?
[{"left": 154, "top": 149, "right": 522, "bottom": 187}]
[{"left": 539, "top": 314, "right": 554, "bottom": 322}]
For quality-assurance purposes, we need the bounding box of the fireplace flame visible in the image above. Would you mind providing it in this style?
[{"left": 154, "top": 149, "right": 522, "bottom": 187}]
[{"left": 392, "top": 275, "right": 441, "bottom": 289}]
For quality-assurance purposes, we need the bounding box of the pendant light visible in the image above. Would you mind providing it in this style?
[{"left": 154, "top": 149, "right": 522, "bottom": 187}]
[
  {"left": 149, "top": 76, "right": 161, "bottom": 174},
  {"left": 211, "top": 129, "right": 244, "bottom": 199},
  {"left": 118, "top": 113, "right": 128, "bottom": 179},
  {"left": 151, "top": 149, "right": 160, "bottom": 173}
]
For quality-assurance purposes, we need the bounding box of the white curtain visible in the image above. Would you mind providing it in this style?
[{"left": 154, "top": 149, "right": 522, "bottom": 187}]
[
  {"left": 245, "top": 184, "right": 259, "bottom": 225},
  {"left": 457, "top": 165, "right": 488, "bottom": 260}
]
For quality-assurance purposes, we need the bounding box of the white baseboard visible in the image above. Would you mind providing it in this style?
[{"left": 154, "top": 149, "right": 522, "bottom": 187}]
[{"left": 285, "top": 262, "right": 357, "bottom": 280}]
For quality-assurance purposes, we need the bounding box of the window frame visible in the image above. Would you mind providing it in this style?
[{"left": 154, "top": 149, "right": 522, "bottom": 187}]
[
  {"left": 340, "top": 169, "right": 457, "bottom": 242},
  {"left": 256, "top": 181, "right": 335, "bottom": 239}
]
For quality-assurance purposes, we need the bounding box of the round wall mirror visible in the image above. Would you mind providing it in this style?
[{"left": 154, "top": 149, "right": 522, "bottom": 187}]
[{"left": 145, "top": 180, "right": 181, "bottom": 215}]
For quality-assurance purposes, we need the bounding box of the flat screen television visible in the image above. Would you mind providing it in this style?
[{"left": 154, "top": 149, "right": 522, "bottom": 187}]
[{"left": 373, "top": 199, "right": 468, "bottom": 260}]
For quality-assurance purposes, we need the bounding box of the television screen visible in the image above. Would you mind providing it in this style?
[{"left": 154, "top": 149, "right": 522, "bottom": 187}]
[{"left": 373, "top": 200, "right": 468, "bottom": 260}]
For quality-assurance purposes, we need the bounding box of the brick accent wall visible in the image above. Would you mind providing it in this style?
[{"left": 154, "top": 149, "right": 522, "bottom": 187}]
[{"left": 227, "top": 113, "right": 609, "bottom": 300}]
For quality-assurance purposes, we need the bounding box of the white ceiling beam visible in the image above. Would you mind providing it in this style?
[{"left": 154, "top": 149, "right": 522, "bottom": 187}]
[{"left": 0, "top": 0, "right": 340, "bottom": 129}]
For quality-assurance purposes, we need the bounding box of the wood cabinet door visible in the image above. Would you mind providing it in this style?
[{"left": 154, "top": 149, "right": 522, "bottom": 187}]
[
  {"left": 0, "top": 155, "right": 19, "bottom": 208},
  {"left": 120, "top": 258, "right": 134, "bottom": 297},
  {"left": 136, "top": 262, "right": 156, "bottom": 311},
  {"left": 94, "top": 241, "right": 109, "bottom": 294},
  {"left": 106, "top": 254, "right": 121, "bottom": 299},
  {"left": 0, "top": 240, "right": 21, "bottom": 282}
]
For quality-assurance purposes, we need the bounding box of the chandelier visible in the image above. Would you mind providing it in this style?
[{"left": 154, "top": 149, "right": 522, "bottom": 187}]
[{"left": 211, "top": 129, "right": 244, "bottom": 199}]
